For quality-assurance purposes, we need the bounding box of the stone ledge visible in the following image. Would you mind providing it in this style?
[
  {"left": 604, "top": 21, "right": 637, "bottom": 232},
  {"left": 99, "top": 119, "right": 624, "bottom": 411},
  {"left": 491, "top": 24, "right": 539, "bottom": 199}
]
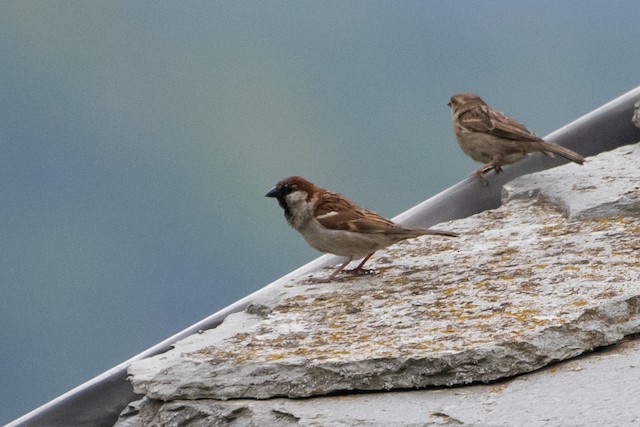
[
  {"left": 503, "top": 143, "right": 639, "bottom": 220},
  {"left": 122, "top": 336, "right": 640, "bottom": 426},
  {"left": 126, "top": 143, "right": 640, "bottom": 406}
]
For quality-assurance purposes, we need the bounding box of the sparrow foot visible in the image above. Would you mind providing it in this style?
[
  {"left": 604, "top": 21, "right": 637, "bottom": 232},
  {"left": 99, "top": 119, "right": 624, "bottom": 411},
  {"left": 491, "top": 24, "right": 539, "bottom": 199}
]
[
  {"left": 346, "top": 268, "right": 376, "bottom": 276},
  {"left": 471, "top": 171, "right": 490, "bottom": 187}
]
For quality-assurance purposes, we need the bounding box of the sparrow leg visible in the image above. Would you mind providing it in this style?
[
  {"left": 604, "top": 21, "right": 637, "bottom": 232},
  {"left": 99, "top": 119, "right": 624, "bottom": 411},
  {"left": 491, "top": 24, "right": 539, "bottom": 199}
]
[
  {"left": 472, "top": 162, "right": 501, "bottom": 186},
  {"left": 347, "top": 253, "right": 376, "bottom": 276},
  {"left": 328, "top": 257, "right": 353, "bottom": 280},
  {"left": 471, "top": 166, "right": 490, "bottom": 186},
  {"left": 478, "top": 162, "right": 502, "bottom": 175},
  {"left": 308, "top": 257, "right": 352, "bottom": 283}
]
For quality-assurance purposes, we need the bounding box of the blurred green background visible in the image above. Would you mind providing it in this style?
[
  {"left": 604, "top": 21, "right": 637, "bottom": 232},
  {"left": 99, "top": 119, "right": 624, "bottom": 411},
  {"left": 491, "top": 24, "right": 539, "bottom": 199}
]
[{"left": 1, "top": 1, "right": 638, "bottom": 423}]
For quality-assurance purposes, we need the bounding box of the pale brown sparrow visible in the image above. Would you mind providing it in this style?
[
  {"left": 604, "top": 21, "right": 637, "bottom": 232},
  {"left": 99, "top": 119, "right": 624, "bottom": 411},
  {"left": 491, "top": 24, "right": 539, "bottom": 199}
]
[
  {"left": 266, "top": 176, "right": 458, "bottom": 281},
  {"left": 448, "top": 93, "right": 585, "bottom": 178}
]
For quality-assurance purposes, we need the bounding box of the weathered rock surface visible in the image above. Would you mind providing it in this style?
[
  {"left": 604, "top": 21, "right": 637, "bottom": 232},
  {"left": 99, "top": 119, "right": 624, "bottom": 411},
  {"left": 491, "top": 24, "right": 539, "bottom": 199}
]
[
  {"left": 121, "top": 143, "right": 640, "bottom": 426},
  {"left": 503, "top": 143, "right": 639, "bottom": 219},
  {"left": 633, "top": 99, "right": 640, "bottom": 127},
  {"left": 122, "top": 336, "right": 640, "bottom": 426}
]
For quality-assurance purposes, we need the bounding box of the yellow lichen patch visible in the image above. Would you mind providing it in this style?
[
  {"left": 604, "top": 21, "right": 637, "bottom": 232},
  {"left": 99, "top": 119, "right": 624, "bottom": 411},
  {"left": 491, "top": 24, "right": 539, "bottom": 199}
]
[
  {"left": 539, "top": 224, "right": 562, "bottom": 236},
  {"left": 504, "top": 308, "right": 541, "bottom": 323},
  {"left": 562, "top": 266, "right": 580, "bottom": 271},
  {"left": 313, "top": 348, "right": 353, "bottom": 360},
  {"left": 595, "top": 216, "right": 630, "bottom": 225},
  {"left": 493, "top": 247, "right": 521, "bottom": 257},
  {"left": 327, "top": 332, "right": 346, "bottom": 341},
  {"left": 446, "top": 307, "right": 466, "bottom": 317},
  {"left": 290, "top": 347, "right": 312, "bottom": 357},
  {"left": 388, "top": 275, "right": 411, "bottom": 286},
  {"left": 489, "top": 383, "right": 509, "bottom": 393},
  {"left": 456, "top": 313, "right": 495, "bottom": 321},
  {"left": 475, "top": 323, "right": 494, "bottom": 332},
  {"left": 573, "top": 300, "right": 588, "bottom": 307},
  {"left": 589, "top": 216, "right": 634, "bottom": 232},
  {"left": 436, "top": 243, "right": 457, "bottom": 252}
]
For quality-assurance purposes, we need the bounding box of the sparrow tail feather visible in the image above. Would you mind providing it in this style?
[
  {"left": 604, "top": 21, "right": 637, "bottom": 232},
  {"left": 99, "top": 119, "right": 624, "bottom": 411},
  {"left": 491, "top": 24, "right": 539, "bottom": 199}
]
[
  {"left": 423, "top": 229, "right": 459, "bottom": 238},
  {"left": 539, "top": 141, "right": 585, "bottom": 165}
]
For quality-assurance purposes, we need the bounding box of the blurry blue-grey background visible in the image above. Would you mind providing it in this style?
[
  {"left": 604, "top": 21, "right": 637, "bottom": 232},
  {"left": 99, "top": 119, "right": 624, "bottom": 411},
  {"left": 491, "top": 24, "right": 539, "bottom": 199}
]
[{"left": 1, "top": 1, "right": 638, "bottom": 423}]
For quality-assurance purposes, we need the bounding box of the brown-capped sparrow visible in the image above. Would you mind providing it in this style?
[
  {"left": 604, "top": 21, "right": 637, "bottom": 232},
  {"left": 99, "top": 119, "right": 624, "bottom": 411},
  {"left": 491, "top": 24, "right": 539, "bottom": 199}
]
[
  {"left": 266, "top": 176, "right": 458, "bottom": 281},
  {"left": 448, "top": 93, "right": 585, "bottom": 179}
]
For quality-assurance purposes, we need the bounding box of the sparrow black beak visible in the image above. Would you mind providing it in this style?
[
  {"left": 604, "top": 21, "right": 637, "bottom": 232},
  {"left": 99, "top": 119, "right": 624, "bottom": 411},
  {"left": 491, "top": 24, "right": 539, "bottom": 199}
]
[
  {"left": 266, "top": 185, "right": 289, "bottom": 213},
  {"left": 265, "top": 186, "right": 280, "bottom": 198}
]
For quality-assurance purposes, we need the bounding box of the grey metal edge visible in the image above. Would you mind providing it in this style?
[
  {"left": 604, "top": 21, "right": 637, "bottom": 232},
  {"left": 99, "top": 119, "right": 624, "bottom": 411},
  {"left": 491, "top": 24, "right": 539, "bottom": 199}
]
[{"left": 8, "top": 86, "right": 640, "bottom": 427}]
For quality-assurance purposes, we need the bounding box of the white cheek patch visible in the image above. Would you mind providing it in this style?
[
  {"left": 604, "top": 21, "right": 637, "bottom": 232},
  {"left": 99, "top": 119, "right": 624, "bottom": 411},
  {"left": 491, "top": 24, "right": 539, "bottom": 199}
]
[
  {"left": 316, "top": 211, "right": 339, "bottom": 220},
  {"left": 285, "top": 190, "right": 312, "bottom": 226},
  {"left": 285, "top": 190, "right": 308, "bottom": 204}
]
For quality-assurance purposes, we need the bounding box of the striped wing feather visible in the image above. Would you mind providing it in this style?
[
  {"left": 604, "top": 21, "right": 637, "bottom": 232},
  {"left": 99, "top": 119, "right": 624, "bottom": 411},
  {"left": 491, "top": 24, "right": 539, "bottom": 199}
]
[
  {"left": 460, "top": 105, "right": 542, "bottom": 142},
  {"left": 314, "top": 192, "right": 399, "bottom": 234}
]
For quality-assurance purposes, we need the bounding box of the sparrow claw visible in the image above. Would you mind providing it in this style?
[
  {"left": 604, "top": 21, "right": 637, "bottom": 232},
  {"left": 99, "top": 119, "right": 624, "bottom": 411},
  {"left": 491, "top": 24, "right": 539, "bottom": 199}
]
[
  {"left": 471, "top": 170, "right": 490, "bottom": 187},
  {"left": 346, "top": 268, "right": 376, "bottom": 276}
]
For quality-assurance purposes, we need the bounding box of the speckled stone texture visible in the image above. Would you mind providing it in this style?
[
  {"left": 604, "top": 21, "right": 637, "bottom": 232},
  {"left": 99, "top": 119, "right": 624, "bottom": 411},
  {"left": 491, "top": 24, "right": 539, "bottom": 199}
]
[
  {"left": 122, "top": 337, "right": 640, "bottom": 426},
  {"left": 633, "top": 99, "right": 640, "bottom": 128},
  {"left": 121, "top": 143, "right": 640, "bottom": 426}
]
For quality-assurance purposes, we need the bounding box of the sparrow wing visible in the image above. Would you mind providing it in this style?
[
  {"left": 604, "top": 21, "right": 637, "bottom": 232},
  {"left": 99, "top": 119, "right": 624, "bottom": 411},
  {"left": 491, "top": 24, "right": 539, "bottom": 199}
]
[
  {"left": 460, "top": 104, "right": 542, "bottom": 142},
  {"left": 314, "top": 192, "right": 397, "bottom": 233},
  {"left": 347, "top": 209, "right": 400, "bottom": 234}
]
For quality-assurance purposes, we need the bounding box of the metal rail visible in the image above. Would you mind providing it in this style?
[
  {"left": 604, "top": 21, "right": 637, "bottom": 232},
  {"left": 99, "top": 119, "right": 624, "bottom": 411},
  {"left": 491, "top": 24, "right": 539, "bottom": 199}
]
[{"left": 8, "top": 86, "right": 640, "bottom": 427}]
